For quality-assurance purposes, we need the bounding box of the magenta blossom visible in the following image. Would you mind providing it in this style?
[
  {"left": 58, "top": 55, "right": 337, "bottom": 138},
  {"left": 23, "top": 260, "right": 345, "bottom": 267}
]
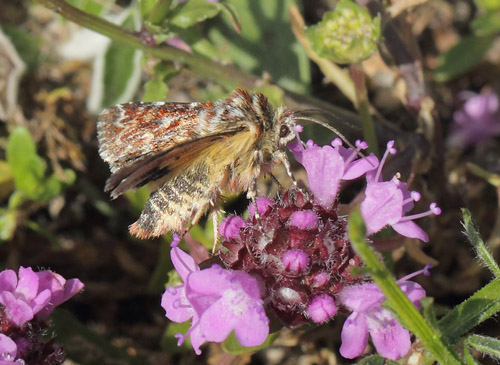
[
  {"left": 161, "top": 235, "right": 269, "bottom": 354},
  {"left": 0, "top": 334, "right": 24, "bottom": 364},
  {"left": 361, "top": 141, "right": 441, "bottom": 242},
  {"left": 338, "top": 265, "right": 430, "bottom": 360},
  {"left": 288, "top": 137, "right": 378, "bottom": 208},
  {"left": 449, "top": 89, "right": 500, "bottom": 148},
  {"left": 0, "top": 267, "right": 84, "bottom": 327}
]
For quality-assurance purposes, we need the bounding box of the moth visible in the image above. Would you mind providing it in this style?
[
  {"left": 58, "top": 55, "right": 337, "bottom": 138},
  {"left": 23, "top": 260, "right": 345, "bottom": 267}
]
[{"left": 97, "top": 89, "right": 344, "bottom": 239}]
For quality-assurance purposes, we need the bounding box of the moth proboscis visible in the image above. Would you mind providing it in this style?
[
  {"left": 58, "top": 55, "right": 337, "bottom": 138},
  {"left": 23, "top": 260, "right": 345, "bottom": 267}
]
[{"left": 97, "top": 89, "right": 349, "bottom": 240}]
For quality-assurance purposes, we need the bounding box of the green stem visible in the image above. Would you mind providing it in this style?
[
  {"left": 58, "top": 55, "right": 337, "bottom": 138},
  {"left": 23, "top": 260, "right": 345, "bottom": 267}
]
[
  {"left": 35, "top": 0, "right": 257, "bottom": 90},
  {"left": 350, "top": 62, "right": 379, "bottom": 155},
  {"left": 348, "top": 209, "right": 464, "bottom": 364},
  {"left": 462, "top": 208, "right": 500, "bottom": 277}
]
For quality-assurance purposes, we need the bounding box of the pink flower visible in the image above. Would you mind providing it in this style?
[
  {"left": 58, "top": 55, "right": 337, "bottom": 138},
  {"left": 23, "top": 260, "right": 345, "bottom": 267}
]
[
  {"left": 288, "top": 137, "right": 378, "bottom": 208},
  {"left": 449, "top": 90, "right": 500, "bottom": 148},
  {"left": 338, "top": 266, "right": 430, "bottom": 360},
  {"left": 361, "top": 141, "right": 441, "bottom": 242},
  {"left": 0, "top": 267, "right": 84, "bottom": 327},
  {"left": 0, "top": 334, "right": 23, "bottom": 364},
  {"left": 161, "top": 235, "right": 269, "bottom": 354}
]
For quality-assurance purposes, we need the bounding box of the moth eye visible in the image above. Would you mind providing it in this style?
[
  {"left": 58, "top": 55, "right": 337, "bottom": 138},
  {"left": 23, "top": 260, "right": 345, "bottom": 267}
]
[{"left": 279, "top": 125, "right": 290, "bottom": 138}]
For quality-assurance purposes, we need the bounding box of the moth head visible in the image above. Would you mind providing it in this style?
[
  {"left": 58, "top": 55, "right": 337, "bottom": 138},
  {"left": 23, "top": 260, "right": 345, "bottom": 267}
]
[{"left": 274, "top": 108, "right": 297, "bottom": 147}]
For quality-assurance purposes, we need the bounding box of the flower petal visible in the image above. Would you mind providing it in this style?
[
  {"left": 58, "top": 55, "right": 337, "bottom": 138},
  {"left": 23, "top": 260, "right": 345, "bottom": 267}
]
[
  {"left": 16, "top": 267, "right": 39, "bottom": 302},
  {"left": 161, "top": 285, "right": 194, "bottom": 323},
  {"left": 0, "top": 334, "right": 17, "bottom": 359},
  {"left": 199, "top": 299, "right": 235, "bottom": 343},
  {"left": 368, "top": 313, "right": 411, "bottom": 360},
  {"left": 343, "top": 154, "right": 379, "bottom": 180},
  {"left": 234, "top": 304, "right": 269, "bottom": 347},
  {"left": 340, "top": 314, "right": 369, "bottom": 359},
  {"left": 0, "top": 291, "right": 34, "bottom": 327},
  {"left": 0, "top": 270, "right": 17, "bottom": 292},
  {"left": 302, "top": 145, "right": 344, "bottom": 208},
  {"left": 391, "top": 221, "right": 429, "bottom": 242},
  {"left": 361, "top": 181, "right": 403, "bottom": 234},
  {"left": 338, "top": 283, "right": 385, "bottom": 312},
  {"left": 171, "top": 247, "right": 199, "bottom": 282}
]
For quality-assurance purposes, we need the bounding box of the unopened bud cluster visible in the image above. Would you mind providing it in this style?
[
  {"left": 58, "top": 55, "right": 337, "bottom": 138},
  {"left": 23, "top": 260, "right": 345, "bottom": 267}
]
[
  {"left": 219, "top": 190, "right": 363, "bottom": 328},
  {"left": 306, "top": 0, "right": 381, "bottom": 64}
]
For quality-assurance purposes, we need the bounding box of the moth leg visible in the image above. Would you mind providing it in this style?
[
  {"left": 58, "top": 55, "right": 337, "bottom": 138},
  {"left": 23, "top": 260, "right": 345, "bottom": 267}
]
[
  {"left": 210, "top": 201, "right": 224, "bottom": 254},
  {"left": 274, "top": 150, "right": 308, "bottom": 197},
  {"left": 268, "top": 172, "right": 283, "bottom": 190}
]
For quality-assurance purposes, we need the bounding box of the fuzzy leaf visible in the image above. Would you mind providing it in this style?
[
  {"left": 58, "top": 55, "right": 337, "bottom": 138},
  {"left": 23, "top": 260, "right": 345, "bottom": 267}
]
[
  {"left": 438, "top": 277, "right": 500, "bottom": 341},
  {"left": 170, "top": 0, "right": 221, "bottom": 28}
]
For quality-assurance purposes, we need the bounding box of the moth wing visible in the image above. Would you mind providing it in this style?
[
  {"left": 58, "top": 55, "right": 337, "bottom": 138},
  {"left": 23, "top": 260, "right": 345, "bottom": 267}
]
[
  {"left": 105, "top": 132, "right": 240, "bottom": 198},
  {"left": 98, "top": 101, "right": 210, "bottom": 173}
]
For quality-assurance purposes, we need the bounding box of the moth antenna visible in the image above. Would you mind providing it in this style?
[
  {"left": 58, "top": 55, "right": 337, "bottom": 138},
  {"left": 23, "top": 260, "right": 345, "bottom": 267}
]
[{"left": 292, "top": 115, "right": 359, "bottom": 151}]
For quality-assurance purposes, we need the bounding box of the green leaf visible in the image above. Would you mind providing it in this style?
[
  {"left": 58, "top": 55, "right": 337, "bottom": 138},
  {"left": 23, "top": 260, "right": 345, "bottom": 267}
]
[
  {"left": 162, "top": 321, "right": 192, "bottom": 353},
  {"left": 474, "top": 0, "right": 500, "bottom": 12},
  {"left": 66, "top": 0, "right": 107, "bottom": 15},
  {"left": 439, "top": 278, "right": 500, "bottom": 341},
  {"left": 358, "top": 355, "right": 398, "bottom": 365},
  {"left": 472, "top": 12, "right": 500, "bottom": 36},
  {"left": 467, "top": 334, "right": 500, "bottom": 359},
  {"left": 208, "top": 0, "right": 310, "bottom": 93},
  {"left": 37, "top": 169, "right": 76, "bottom": 202},
  {"left": 169, "top": 0, "right": 221, "bottom": 28},
  {"left": 6, "top": 127, "right": 47, "bottom": 199},
  {"left": 125, "top": 187, "right": 151, "bottom": 215},
  {"left": 140, "top": 0, "right": 161, "bottom": 21},
  {"left": 434, "top": 35, "right": 495, "bottom": 82},
  {"left": 6, "top": 128, "right": 75, "bottom": 202},
  {"left": 222, "top": 331, "right": 279, "bottom": 355},
  {"left": 143, "top": 76, "right": 169, "bottom": 101},
  {"left": 146, "top": 0, "right": 173, "bottom": 26},
  {"left": 0, "top": 208, "right": 17, "bottom": 241}
]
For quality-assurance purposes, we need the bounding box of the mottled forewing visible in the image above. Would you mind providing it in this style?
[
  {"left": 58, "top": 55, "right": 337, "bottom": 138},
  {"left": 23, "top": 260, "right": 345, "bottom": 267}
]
[
  {"left": 104, "top": 133, "right": 233, "bottom": 198},
  {"left": 97, "top": 101, "right": 210, "bottom": 173}
]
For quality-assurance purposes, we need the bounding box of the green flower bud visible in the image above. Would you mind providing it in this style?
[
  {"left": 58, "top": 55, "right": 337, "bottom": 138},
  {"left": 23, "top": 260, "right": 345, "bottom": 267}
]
[{"left": 306, "top": 0, "right": 381, "bottom": 64}]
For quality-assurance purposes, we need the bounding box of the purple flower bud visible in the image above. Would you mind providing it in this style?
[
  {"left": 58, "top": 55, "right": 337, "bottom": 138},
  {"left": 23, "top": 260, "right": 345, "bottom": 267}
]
[
  {"left": 282, "top": 250, "right": 310, "bottom": 273},
  {"left": 289, "top": 210, "right": 318, "bottom": 230},
  {"left": 248, "top": 197, "right": 274, "bottom": 217},
  {"left": 307, "top": 295, "right": 337, "bottom": 323},
  {"left": 219, "top": 215, "right": 247, "bottom": 240}
]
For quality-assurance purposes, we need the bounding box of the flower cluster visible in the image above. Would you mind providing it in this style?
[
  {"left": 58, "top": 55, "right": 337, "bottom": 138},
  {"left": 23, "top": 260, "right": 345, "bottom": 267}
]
[
  {"left": 339, "top": 265, "right": 430, "bottom": 360},
  {"left": 161, "top": 134, "right": 437, "bottom": 360},
  {"left": 0, "top": 267, "right": 84, "bottom": 364},
  {"left": 161, "top": 235, "right": 269, "bottom": 355},
  {"left": 448, "top": 89, "right": 500, "bottom": 148}
]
